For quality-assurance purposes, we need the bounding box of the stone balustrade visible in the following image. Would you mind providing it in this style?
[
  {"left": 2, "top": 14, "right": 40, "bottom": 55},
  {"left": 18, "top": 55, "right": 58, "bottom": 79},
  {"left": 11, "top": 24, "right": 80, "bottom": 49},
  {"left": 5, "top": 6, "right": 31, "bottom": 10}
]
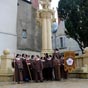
[{"left": 69, "top": 47, "right": 88, "bottom": 78}]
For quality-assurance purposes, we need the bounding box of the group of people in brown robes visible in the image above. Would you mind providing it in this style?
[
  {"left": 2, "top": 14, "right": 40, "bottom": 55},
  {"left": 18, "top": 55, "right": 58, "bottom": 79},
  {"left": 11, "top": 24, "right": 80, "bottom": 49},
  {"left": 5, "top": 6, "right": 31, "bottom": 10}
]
[
  {"left": 12, "top": 54, "right": 44, "bottom": 83},
  {"left": 12, "top": 49, "right": 68, "bottom": 84}
]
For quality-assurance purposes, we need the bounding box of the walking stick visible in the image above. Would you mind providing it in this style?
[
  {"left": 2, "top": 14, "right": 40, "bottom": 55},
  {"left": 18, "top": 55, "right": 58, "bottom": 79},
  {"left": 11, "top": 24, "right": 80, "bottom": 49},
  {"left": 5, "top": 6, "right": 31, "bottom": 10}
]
[
  {"left": 27, "top": 64, "right": 32, "bottom": 81},
  {"left": 58, "top": 57, "right": 61, "bottom": 80},
  {"left": 59, "top": 63, "right": 61, "bottom": 80},
  {"left": 13, "top": 53, "right": 16, "bottom": 83},
  {"left": 26, "top": 60, "right": 32, "bottom": 81}
]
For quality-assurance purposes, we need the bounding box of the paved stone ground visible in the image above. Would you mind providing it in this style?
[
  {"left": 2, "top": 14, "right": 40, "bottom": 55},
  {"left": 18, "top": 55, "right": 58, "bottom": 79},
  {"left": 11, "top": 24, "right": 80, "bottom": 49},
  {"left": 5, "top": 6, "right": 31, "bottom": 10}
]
[{"left": 0, "top": 79, "right": 88, "bottom": 88}]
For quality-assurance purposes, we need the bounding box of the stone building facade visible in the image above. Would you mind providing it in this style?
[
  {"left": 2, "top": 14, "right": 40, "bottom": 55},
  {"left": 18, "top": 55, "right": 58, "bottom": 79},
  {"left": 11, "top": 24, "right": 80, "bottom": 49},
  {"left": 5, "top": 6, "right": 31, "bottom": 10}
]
[
  {"left": 17, "top": 0, "right": 42, "bottom": 54},
  {"left": 0, "top": 0, "right": 42, "bottom": 55},
  {"left": 52, "top": 21, "right": 82, "bottom": 55}
]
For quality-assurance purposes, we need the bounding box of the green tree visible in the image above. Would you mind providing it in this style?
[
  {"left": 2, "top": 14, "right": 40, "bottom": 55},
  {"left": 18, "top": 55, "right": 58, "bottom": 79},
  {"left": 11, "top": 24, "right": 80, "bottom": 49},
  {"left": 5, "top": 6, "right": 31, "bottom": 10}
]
[{"left": 57, "top": 0, "right": 88, "bottom": 53}]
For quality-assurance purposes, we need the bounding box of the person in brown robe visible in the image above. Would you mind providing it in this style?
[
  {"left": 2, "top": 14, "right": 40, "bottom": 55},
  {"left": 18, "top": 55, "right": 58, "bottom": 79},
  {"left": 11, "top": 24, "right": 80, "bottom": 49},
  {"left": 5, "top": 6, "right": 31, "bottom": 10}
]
[
  {"left": 43, "top": 53, "right": 49, "bottom": 80},
  {"left": 40, "top": 57, "right": 46, "bottom": 80},
  {"left": 32, "top": 55, "right": 43, "bottom": 82},
  {"left": 60, "top": 55, "right": 68, "bottom": 79},
  {"left": 25, "top": 55, "right": 32, "bottom": 81},
  {"left": 22, "top": 54, "right": 32, "bottom": 82},
  {"left": 52, "top": 49, "right": 61, "bottom": 81},
  {"left": 21, "top": 54, "right": 27, "bottom": 82},
  {"left": 44, "top": 54, "right": 53, "bottom": 80},
  {"left": 12, "top": 54, "right": 24, "bottom": 83}
]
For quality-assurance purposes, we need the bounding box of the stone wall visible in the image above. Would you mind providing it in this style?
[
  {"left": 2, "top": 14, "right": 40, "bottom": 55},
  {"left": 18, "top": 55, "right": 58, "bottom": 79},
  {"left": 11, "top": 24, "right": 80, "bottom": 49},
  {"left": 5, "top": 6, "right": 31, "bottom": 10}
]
[{"left": 17, "top": 0, "right": 42, "bottom": 52}]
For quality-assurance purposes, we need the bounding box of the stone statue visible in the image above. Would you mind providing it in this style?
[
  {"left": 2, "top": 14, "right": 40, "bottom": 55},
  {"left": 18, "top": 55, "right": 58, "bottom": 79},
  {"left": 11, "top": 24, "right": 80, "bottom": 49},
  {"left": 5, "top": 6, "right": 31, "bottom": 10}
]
[{"left": 39, "top": 0, "right": 52, "bottom": 9}]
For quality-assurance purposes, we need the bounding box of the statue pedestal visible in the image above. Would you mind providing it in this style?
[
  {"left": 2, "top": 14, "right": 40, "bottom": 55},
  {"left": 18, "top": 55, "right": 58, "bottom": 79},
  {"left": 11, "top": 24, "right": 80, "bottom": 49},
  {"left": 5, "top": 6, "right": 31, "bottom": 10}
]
[{"left": 0, "top": 49, "right": 14, "bottom": 82}]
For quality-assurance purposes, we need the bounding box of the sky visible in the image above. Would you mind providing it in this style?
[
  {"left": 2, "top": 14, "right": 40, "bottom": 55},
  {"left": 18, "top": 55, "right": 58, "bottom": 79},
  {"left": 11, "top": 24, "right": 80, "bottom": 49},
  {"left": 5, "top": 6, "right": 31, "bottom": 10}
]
[{"left": 51, "top": 0, "right": 59, "bottom": 9}]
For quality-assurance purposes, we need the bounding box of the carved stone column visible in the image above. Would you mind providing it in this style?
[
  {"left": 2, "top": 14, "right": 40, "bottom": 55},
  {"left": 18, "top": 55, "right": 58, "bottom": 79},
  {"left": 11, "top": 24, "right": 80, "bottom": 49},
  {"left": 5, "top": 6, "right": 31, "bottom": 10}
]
[
  {"left": 39, "top": 10, "right": 54, "bottom": 55},
  {"left": 47, "top": 15, "right": 52, "bottom": 51},
  {"left": 39, "top": 11, "right": 48, "bottom": 52},
  {"left": 36, "top": 0, "right": 55, "bottom": 56}
]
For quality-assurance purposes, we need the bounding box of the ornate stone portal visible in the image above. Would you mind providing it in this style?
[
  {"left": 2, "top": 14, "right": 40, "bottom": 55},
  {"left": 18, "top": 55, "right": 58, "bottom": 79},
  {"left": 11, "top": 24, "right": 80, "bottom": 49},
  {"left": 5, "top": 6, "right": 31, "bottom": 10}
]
[{"left": 37, "top": 0, "right": 55, "bottom": 55}]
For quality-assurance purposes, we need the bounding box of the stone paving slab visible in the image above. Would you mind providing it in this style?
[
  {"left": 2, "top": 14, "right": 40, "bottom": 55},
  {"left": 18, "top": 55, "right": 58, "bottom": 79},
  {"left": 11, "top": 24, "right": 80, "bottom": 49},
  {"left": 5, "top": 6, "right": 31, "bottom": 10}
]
[{"left": 0, "top": 79, "right": 88, "bottom": 88}]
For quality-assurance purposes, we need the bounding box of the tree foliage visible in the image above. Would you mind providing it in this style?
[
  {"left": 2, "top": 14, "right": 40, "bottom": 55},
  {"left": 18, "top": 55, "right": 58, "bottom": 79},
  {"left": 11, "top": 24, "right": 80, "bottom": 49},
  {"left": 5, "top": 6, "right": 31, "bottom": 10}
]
[{"left": 57, "top": 0, "right": 88, "bottom": 53}]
